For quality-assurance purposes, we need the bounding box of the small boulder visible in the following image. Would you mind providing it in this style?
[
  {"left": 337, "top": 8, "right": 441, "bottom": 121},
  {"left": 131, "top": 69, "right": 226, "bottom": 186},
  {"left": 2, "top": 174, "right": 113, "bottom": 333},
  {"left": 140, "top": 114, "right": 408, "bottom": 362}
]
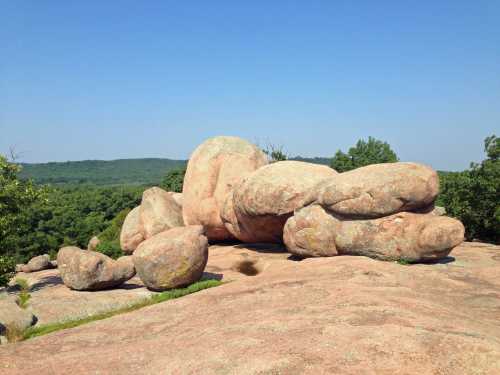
[
  {"left": 222, "top": 161, "right": 337, "bottom": 243},
  {"left": 0, "top": 298, "right": 37, "bottom": 340},
  {"left": 120, "top": 206, "right": 145, "bottom": 254},
  {"left": 140, "top": 187, "right": 184, "bottom": 239},
  {"left": 183, "top": 136, "right": 268, "bottom": 241},
  {"left": 284, "top": 205, "right": 465, "bottom": 262},
  {"left": 308, "top": 162, "right": 439, "bottom": 218},
  {"left": 15, "top": 264, "right": 24, "bottom": 273},
  {"left": 21, "top": 254, "right": 52, "bottom": 273},
  {"left": 133, "top": 226, "right": 208, "bottom": 291},
  {"left": 57, "top": 247, "right": 135, "bottom": 291},
  {"left": 87, "top": 236, "right": 101, "bottom": 251}
]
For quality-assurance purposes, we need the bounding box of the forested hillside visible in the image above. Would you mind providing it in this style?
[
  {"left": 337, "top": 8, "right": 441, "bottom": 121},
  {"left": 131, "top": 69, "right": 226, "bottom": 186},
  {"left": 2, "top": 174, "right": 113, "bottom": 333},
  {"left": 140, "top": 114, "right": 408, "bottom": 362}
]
[
  {"left": 19, "top": 157, "right": 331, "bottom": 186},
  {"left": 19, "top": 158, "right": 188, "bottom": 186}
]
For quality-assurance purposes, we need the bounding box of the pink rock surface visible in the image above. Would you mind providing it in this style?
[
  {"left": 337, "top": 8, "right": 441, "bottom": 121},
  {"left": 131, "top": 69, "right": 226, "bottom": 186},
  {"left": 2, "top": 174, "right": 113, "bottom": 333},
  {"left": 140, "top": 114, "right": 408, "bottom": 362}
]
[{"left": 1, "top": 242, "right": 499, "bottom": 374}]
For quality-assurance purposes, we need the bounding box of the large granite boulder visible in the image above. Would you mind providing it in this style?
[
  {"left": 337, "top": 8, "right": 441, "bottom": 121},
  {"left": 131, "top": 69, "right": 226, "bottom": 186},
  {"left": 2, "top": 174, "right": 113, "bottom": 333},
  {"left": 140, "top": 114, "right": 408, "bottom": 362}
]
[
  {"left": 87, "top": 236, "right": 101, "bottom": 251},
  {"left": 21, "top": 254, "right": 53, "bottom": 273},
  {"left": 182, "top": 136, "right": 268, "bottom": 241},
  {"left": 284, "top": 205, "right": 465, "bottom": 261},
  {"left": 57, "top": 247, "right": 136, "bottom": 291},
  {"left": 132, "top": 226, "right": 208, "bottom": 291},
  {"left": 222, "top": 161, "right": 337, "bottom": 243},
  {"left": 0, "top": 298, "right": 37, "bottom": 341},
  {"left": 308, "top": 162, "right": 439, "bottom": 218},
  {"left": 140, "top": 187, "right": 184, "bottom": 239},
  {"left": 120, "top": 206, "right": 145, "bottom": 254}
]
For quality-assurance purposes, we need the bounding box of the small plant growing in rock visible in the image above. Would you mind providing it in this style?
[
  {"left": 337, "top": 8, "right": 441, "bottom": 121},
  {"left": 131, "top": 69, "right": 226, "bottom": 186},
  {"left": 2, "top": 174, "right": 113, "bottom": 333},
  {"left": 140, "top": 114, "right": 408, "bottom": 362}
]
[{"left": 14, "top": 278, "right": 31, "bottom": 309}]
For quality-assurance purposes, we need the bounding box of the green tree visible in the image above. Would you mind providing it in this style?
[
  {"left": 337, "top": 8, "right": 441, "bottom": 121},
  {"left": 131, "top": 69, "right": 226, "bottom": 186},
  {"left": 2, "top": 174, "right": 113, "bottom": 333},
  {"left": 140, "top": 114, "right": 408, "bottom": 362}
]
[
  {"left": 438, "top": 135, "right": 499, "bottom": 243},
  {"left": 330, "top": 137, "right": 399, "bottom": 172},
  {"left": 160, "top": 168, "right": 186, "bottom": 193},
  {"left": 0, "top": 155, "right": 45, "bottom": 285}
]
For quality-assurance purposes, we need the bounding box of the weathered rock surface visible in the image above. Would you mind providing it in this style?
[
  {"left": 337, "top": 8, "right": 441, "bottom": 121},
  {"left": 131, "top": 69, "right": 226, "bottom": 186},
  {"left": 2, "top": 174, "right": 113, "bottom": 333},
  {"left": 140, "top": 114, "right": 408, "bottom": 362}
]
[
  {"left": 21, "top": 254, "right": 52, "bottom": 273},
  {"left": 0, "top": 298, "right": 36, "bottom": 338},
  {"left": 87, "top": 236, "right": 101, "bottom": 251},
  {"left": 222, "top": 161, "right": 337, "bottom": 243},
  {"left": 140, "top": 187, "right": 184, "bottom": 239},
  {"left": 57, "top": 247, "right": 135, "bottom": 291},
  {"left": 1, "top": 242, "right": 499, "bottom": 374},
  {"left": 183, "top": 136, "right": 268, "bottom": 241},
  {"left": 120, "top": 206, "right": 145, "bottom": 254},
  {"left": 309, "top": 162, "right": 439, "bottom": 218},
  {"left": 133, "top": 226, "right": 208, "bottom": 291},
  {"left": 284, "top": 205, "right": 465, "bottom": 261}
]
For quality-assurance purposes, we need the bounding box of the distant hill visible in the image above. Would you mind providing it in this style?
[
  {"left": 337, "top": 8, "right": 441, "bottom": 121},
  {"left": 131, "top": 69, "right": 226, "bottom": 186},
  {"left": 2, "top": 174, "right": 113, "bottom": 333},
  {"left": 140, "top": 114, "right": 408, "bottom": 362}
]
[
  {"left": 19, "top": 158, "right": 187, "bottom": 186},
  {"left": 19, "top": 156, "right": 332, "bottom": 186}
]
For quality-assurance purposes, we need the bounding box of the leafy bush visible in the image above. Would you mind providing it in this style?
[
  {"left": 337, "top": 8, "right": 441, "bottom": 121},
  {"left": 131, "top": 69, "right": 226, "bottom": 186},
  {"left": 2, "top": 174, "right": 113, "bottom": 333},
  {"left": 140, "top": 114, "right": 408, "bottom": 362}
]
[
  {"left": 0, "top": 255, "right": 15, "bottom": 287},
  {"left": 95, "top": 240, "right": 124, "bottom": 259},
  {"left": 331, "top": 136, "right": 399, "bottom": 172},
  {"left": 160, "top": 168, "right": 186, "bottom": 193},
  {"left": 438, "top": 135, "right": 499, "bottom": 243}
]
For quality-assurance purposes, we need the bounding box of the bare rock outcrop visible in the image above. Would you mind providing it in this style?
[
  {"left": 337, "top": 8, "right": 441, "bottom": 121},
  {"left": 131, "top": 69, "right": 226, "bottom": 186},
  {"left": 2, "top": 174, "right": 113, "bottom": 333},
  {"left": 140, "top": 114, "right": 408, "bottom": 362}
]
[
  {"left": 87, "top": 236, "right": 101, "bottom": 251},
  {"left": 308, "top": 162, "right": 439, "bottom": 218},
  {"left": 140, "top": 187, "right": 184, "bottom": 239},
  {"left": 132, "top": 226, "right": 208, "bottom": 291},
  {"left": 284, "top": 205, "right": 465, "bottom": 261},
  {"left": 20, "top": 254, "right": 53, "bottom": 273},
  {"left": 57, "top": 247, "right": 135, "bottom": 291},
  {"left": 222, "top": 161, "right": 337, "bottom": 243},
  {"left": 120, "top": 206, "right": 145, "bottom": 254},
  {"left": 182, "top": 136, "right": 268, "bottom": 241}
]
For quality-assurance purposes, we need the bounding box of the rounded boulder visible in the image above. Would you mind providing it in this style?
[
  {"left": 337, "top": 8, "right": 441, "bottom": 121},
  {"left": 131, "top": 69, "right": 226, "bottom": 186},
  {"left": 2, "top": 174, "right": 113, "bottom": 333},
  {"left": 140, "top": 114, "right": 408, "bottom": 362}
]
[
  {"left": 132, "top": 226, "right": 208, "bottom": 291},
  {"left": 182, "top": 136, "right": 268, "bottom": 241}
]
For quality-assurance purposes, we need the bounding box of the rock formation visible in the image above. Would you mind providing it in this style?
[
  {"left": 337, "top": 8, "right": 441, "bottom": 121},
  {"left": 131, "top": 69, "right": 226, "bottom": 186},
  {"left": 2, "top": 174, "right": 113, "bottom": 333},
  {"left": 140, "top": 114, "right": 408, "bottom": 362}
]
[
  {"left": 222, "top": 161, "right": 337, "bottom": 243},
  {"left": 306, "top": 162, "right": 439, "bottom": 218},
  {"left": 57, "top": 247, "right": 135, "bottom": 291},
  {"left": 140, "top": 187, "right": 184, "bottom": 239},
  {"left": 182, "top": 136, "right": 268, "bottom": 241},
  {"left": 87, "top": 236, "right": 101, "bottom": 251},
  {"left": 0, "top": 298, "right": 37, "bottom": 343},
  {"left": 120, "top": 206, "right": 145, "bottom": 254},
  {"left": 284, "top": 205, "right": 465, "bottom": 261},
  {"left": 20, "top": 254, "right": 53, "bottom": 273},
  {"left": 132, "top": 226, "right": 208, "bottom": 291}
]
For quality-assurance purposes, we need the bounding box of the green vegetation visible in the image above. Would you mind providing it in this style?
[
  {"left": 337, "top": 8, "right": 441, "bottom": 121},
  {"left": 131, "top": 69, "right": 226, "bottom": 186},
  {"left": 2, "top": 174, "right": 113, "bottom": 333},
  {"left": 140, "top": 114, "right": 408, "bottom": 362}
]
[
  {"left": 13, "top": 278, "right": 31, "bottom": 309},
  {"left": 160, "top": 167, "right": 186, "bottom": 193},
  {"left": 0, "top": 256, "right": 15, "bottom": 287},
  {"left": 23, "top": 278, "right": 223, "bottom": 340},
  {"left": 330, "top": 136, "right": 399, "bottom": 172},
  {"left": 437, "top": 135, "right": 499, "bottom": 243},
  {"left": 19, "top": 158, "right": 187, "bottom": 186}
]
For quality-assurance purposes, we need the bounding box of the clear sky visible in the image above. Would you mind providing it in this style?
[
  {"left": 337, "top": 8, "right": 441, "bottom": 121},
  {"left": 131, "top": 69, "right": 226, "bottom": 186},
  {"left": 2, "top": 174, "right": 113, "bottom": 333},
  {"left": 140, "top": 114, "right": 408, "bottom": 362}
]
[{"left": 1, "top": 1, "right": 499, "bottom": 170}]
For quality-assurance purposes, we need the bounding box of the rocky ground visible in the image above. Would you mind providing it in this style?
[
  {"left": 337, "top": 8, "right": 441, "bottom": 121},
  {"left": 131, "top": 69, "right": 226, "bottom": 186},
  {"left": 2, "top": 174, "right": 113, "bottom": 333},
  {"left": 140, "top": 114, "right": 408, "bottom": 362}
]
[{"left": 1, "top": 242, "right": 499, "bottom": 374}]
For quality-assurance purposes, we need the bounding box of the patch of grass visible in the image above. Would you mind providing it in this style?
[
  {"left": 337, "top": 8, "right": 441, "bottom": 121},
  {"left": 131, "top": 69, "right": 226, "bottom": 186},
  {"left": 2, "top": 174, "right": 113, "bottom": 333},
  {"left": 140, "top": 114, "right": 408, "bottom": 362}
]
[
  {"left": 396, "top": 258, "right": 414, "bottom": 266},
  {"left": 23, "top": 278, "right": 222, "bottom": 340}
]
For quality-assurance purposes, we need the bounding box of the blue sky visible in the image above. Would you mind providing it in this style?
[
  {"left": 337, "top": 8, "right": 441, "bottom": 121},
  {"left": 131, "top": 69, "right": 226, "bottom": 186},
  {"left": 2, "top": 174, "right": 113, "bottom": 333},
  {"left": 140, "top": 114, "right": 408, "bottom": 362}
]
[{"left": 1, "top": 1, "right": 499, "bottom": 170}]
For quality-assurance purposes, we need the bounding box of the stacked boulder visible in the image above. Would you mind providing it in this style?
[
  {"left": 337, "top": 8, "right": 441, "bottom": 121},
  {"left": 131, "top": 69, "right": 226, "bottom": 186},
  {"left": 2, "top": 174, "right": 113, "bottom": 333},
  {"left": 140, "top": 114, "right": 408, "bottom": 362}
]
[
  {"left": 182, "top": 136, "right": 268, "bottom": 241},
  {"left": 284, "top": 163, "right": 465, "bottom": 261},
  {"left": 221, "top": 161, "right": 337, "bottom": 243}
]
